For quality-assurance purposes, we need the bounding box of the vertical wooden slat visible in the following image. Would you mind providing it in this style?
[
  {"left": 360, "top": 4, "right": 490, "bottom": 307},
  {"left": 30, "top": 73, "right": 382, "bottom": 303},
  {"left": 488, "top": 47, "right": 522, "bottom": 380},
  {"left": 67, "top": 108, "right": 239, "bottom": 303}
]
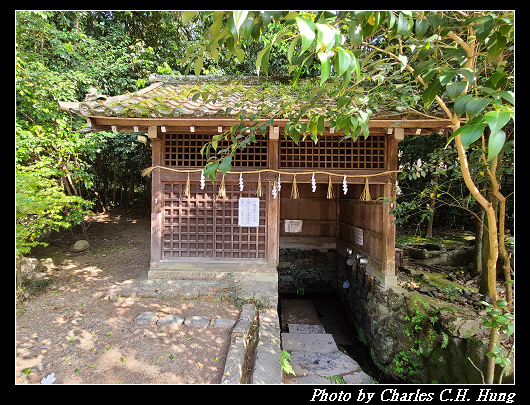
[
  {"left": 267, "top": 136, "right": 280, "bottom": 265},
  {"left": 150, "top": 134, "right": 163, "bottom": 268},
  {"left": 381, "top": 133, "right": 398, "bottom": 276}
]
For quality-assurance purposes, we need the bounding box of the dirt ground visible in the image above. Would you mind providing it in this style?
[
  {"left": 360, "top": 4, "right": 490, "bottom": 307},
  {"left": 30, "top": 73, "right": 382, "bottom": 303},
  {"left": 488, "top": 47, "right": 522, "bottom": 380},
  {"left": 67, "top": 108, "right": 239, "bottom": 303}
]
[{"left": 15, "top": 209, "right": 240, "bottom": 384}]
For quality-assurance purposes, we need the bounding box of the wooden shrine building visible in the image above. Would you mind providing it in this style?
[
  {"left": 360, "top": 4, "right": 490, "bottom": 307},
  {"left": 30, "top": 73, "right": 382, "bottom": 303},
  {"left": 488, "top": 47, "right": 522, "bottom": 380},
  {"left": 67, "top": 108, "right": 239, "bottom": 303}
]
[{"left": 59, "top": 74, "right": 453, "bottom": 288}]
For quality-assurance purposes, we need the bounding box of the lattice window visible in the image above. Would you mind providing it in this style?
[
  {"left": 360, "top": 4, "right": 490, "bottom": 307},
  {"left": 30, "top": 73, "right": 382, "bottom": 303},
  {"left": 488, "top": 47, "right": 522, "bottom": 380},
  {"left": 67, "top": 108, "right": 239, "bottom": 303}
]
[
  {"left": 164, "top": 133, "right": 268, "bottom": 168},
  {"left": 162, "top": 182, "right": 267, "bottom": 259},
  {"left": 280, "top": 134, "right": 386, "bottom": 169}
]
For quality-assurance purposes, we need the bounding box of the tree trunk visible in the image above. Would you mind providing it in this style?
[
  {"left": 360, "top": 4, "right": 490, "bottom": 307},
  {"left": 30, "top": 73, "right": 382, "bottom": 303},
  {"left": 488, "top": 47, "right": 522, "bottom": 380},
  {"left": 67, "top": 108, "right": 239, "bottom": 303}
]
[
  {"left": 473, "top": 207, "right": 484, "bottom": 276},
  {"left": 112, "top": 161, "right": 118, "bottom": 207},
  {"left": 425, "top": 175, "right": 439, "bottom": 238},
  {"left": 129, "top": 161, "right": 135, "bottom": 205}
]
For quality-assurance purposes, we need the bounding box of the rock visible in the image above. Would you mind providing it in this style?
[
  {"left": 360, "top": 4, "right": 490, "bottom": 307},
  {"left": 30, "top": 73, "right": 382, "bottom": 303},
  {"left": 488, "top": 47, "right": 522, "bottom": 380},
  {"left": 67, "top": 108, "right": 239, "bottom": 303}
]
[
  {"left": 454, "top": 296, "right": 467, "bottom": 304},
  {"left": 184, "top": 315, "right": 210, "bottom": 327},
  {"left": 18, "top": 257, "right": 38, "bottom": 277},
  {"left": 343, "top": 371, "right": 373, "bottom": 384},
  {"left": 134, "top": 311, "right": 158, "bottom": 327},
  {"left": 289, "top": 351, "right": 360, "bottom": 377},
  {"left": 157, "top": 314, "right": 184, "bottom": 329},
  {"left": 72, "top": 239, "right": 89, "bottom": 253},
  {"left": 210, "top": 318, "right": 236, "bottom": 329}
]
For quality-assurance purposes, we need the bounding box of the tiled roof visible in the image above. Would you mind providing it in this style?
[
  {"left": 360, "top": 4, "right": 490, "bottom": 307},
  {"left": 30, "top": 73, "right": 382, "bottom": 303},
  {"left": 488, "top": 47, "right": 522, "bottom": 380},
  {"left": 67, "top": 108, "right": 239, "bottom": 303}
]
[{"left": 59, "top": 74, "right": 335, "bottom": 120}]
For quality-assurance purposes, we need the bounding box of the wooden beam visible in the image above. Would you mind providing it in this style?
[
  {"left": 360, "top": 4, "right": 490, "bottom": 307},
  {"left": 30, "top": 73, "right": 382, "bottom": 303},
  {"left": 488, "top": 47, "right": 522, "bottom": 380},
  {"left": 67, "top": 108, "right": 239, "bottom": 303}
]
[{"left": 90, "top": 116, "right": 455, "bottom": 130}]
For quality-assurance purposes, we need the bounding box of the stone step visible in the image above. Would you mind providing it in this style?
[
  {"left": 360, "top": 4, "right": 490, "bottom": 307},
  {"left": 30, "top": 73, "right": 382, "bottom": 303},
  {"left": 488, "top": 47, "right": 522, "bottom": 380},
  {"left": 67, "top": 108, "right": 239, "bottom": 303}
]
[
  {"left": 288, "top": 350, "right": 360, "bottom": 377},
  {"left": 280, "top": 299, "right": 322, "bottom": 327},
  {"left": 288, "top": 323, "right": 326, "bottom": 334},
  {"left": 148, "top": 261, "right": 277, "bottom": 281},
  {"left": 281, "top": 332, "right": 338, "bottom": 354},
  {"left": 137, "top": 279, "right": 237, "bottom": 301}
]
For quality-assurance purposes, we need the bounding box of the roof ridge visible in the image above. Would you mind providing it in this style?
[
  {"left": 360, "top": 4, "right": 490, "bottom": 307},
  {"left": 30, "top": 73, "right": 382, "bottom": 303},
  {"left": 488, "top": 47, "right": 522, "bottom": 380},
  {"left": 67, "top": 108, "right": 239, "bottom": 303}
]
[{"left": 148, "top": 73, "right": 293, "bottom": 86}]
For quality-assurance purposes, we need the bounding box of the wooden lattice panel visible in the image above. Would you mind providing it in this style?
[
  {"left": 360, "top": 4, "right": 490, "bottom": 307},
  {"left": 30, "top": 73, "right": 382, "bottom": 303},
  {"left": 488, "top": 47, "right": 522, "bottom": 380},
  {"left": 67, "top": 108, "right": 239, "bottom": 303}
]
[
  {"left": 280, "top": 134, "right": 386, "bottom": 169},
  {"left": 162, "top": 182, "right": 267, "bottom": 259},
  {"left": 164, "top": 133, "right": 268, "bottom": 167}
]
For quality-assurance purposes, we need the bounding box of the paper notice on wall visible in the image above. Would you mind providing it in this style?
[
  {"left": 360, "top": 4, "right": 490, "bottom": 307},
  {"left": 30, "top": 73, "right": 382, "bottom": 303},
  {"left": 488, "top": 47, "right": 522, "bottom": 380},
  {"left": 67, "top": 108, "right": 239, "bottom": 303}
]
[
  {"left": 285, "top": 219, "right": 303, "bottom": 233},
  {"left": 238, "top": 198, "right": 260, "bottom": 227},
  {"left": 354, "top": 227, "right": 364, "bottom": 246}
]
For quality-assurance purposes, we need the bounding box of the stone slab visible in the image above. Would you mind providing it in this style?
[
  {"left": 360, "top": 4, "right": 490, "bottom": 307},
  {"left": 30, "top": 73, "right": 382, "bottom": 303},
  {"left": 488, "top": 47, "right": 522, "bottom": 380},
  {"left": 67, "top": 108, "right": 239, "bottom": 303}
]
[
  {"left": 221, "top": 336, "right": 246, "bottom": 384},
  {"left": 232, "top": 304, "right": 256, "bottom": 338},
  {"left": 281, "top": 333, "right": 338, "bottom": 354},
  {"left": 157, "top": 314, "right": 184, "bottom": 329},
  {"left": 288, "top": 323, "right": 326, "bottom": 334},
  {"left": 184, "top": 316, "right": 210, "bottom": 327},
  {"left": 343, "top": 371, "right": 373, "bottom": 384},
  {"left": 289, "top": 351, "right": 360, "bottom": 377},
  {"left": 251, "top": 341, "right": 282, "bottom": 384},
  {"left": 134, "top": 312, "right": 158, "bottom": 327},
  {"left": 210, "top": 318, "right": 236, "bottom": 329}
]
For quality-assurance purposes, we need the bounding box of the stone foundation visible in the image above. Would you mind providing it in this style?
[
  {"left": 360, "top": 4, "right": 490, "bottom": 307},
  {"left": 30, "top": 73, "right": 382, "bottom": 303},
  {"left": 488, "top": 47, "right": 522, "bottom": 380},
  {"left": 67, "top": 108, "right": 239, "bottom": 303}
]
[
  {"left": 335, "top": 252, "right": 514, "bottom": 384},
  {"left": 277, "top": 248, "right": 338, "bottom": 295}
]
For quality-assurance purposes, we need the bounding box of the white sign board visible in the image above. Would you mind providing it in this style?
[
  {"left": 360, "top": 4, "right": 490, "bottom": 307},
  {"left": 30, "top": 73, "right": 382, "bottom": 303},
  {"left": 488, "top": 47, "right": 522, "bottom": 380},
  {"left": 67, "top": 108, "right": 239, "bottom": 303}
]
[
  {"left": 238, "top": 198, "right": 260, "bottom": 227},
  {"left": 354, "top": 227, "right": 364, "bottom": 246},
  {"left": 285, "top": 219, "right": 303, "bottom": 233}
]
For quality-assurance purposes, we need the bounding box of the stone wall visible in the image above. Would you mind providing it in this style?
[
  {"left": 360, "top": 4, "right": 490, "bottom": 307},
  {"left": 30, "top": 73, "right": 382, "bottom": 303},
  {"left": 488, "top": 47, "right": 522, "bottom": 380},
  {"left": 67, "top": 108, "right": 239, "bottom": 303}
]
[
  {"left": 277, "top": 248, "right": 338, "bottom": 295},
  {"left": 335, "top": 252, "right": 514, "bottom": 384}
]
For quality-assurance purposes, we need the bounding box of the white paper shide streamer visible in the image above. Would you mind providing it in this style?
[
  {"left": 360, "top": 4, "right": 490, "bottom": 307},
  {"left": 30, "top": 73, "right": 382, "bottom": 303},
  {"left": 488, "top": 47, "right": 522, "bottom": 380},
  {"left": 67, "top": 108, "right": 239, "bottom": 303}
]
[
  {"left": 342, "top": 175, "right": 348, "bottom": 195},
  {"left": 239, "top": 172, "right": 244, "bottom": 191},
  {"left": 200, "top": 169, "right": 205, "bottom": 190},
  {"left": 311, "top": 173, "right": 316, "bottom": 192},
  {"left": 272, "top": 180, "right": 278, "bottom": 199}
]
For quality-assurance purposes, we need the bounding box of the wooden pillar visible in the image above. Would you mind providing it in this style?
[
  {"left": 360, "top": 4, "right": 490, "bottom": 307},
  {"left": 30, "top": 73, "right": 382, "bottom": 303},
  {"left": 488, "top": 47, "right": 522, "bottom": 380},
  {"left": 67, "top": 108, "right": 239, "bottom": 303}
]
[
  {"left": 380, "top": 129, "right": 401, "bottom": 284},
  {"left": 150, "top": 127, "right": 163, "bottom": 270},
  {"left": 266, "top": 127, "right": 280, "bottom": 265}
]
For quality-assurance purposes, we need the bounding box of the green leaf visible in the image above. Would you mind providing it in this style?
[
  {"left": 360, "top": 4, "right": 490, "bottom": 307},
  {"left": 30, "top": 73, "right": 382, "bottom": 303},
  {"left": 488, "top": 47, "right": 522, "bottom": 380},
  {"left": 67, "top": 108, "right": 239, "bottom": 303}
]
[
  {"left": 493, "top": 91, "right": 514, "bottom": 105},
  {"left": 457, "top": 121, "right": 487, "bottom": 148},
  {"left": 309, "top": 118, "right": 318, "bottom": 135},
  {"left": 219, "top": 154, "right": 232, "bottom": 173},
  {"left": 296, "top": 16, "right": 316, "bottom": 53},
  {"left": 348, "top": 20, "right": 362, "bottom": 47},
  {"left": 316, "top": 23, "right": 336, "bottom": 51},
  {"left": 396, "top": 12, "right": 410, "bottom": 36},
  {"left": 336, "top": 47, "right": 351, "bottom": 76},
  {"left": 487, "top": 32, "right": 507, "bottom": 61},
  {"left": 235, "top": 48, "right": 245, "bottom": 63},
  {"left": 337, "top": 95, "right": 351, "bottom": 109},
  {"left": 487, "top": 130, "right": 506, "bottom": 161},
  {"left": 287, "top": 36, "right": 300, "bottom": 63},
  {"left": 422, "top": 80, "right": 440, "bottom": 106},
  {"left": 193, "top": 56, "right": 203, "bottom": 77},
  {"left": 182, "top": 11, "right": 196, "bottom": 24},
  {"left": 317, "top": 115, "right": 325, "bottom": 135},
  {"left": 232, "top": 11, "right": 249, "bottom": 39},
  {"left": 318, "top": 51, "right": 332, "bottom": 85},
  {"left": 454, "top": 94, "right": 473, "bottom": 117},
  {"left": 256, "top": 44, "right": 272, "bottom": 76},
  {"left": 415, "top": 17, "right": 429, "bottom": 39},
  {"left": 351, "top": 53, "right": 361, "bottom": 82},
  {"left": 465, "top": 97, "right": 491, "bottom": 118},
  {"left": 474, "top": 16, "right": 494, "bottom": 42},
  {"left": 446, "top": 81, "right": 467, "bottom": 100},
  {"left": 484, "top": 110, "right": 511, "bottom": 135}
]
